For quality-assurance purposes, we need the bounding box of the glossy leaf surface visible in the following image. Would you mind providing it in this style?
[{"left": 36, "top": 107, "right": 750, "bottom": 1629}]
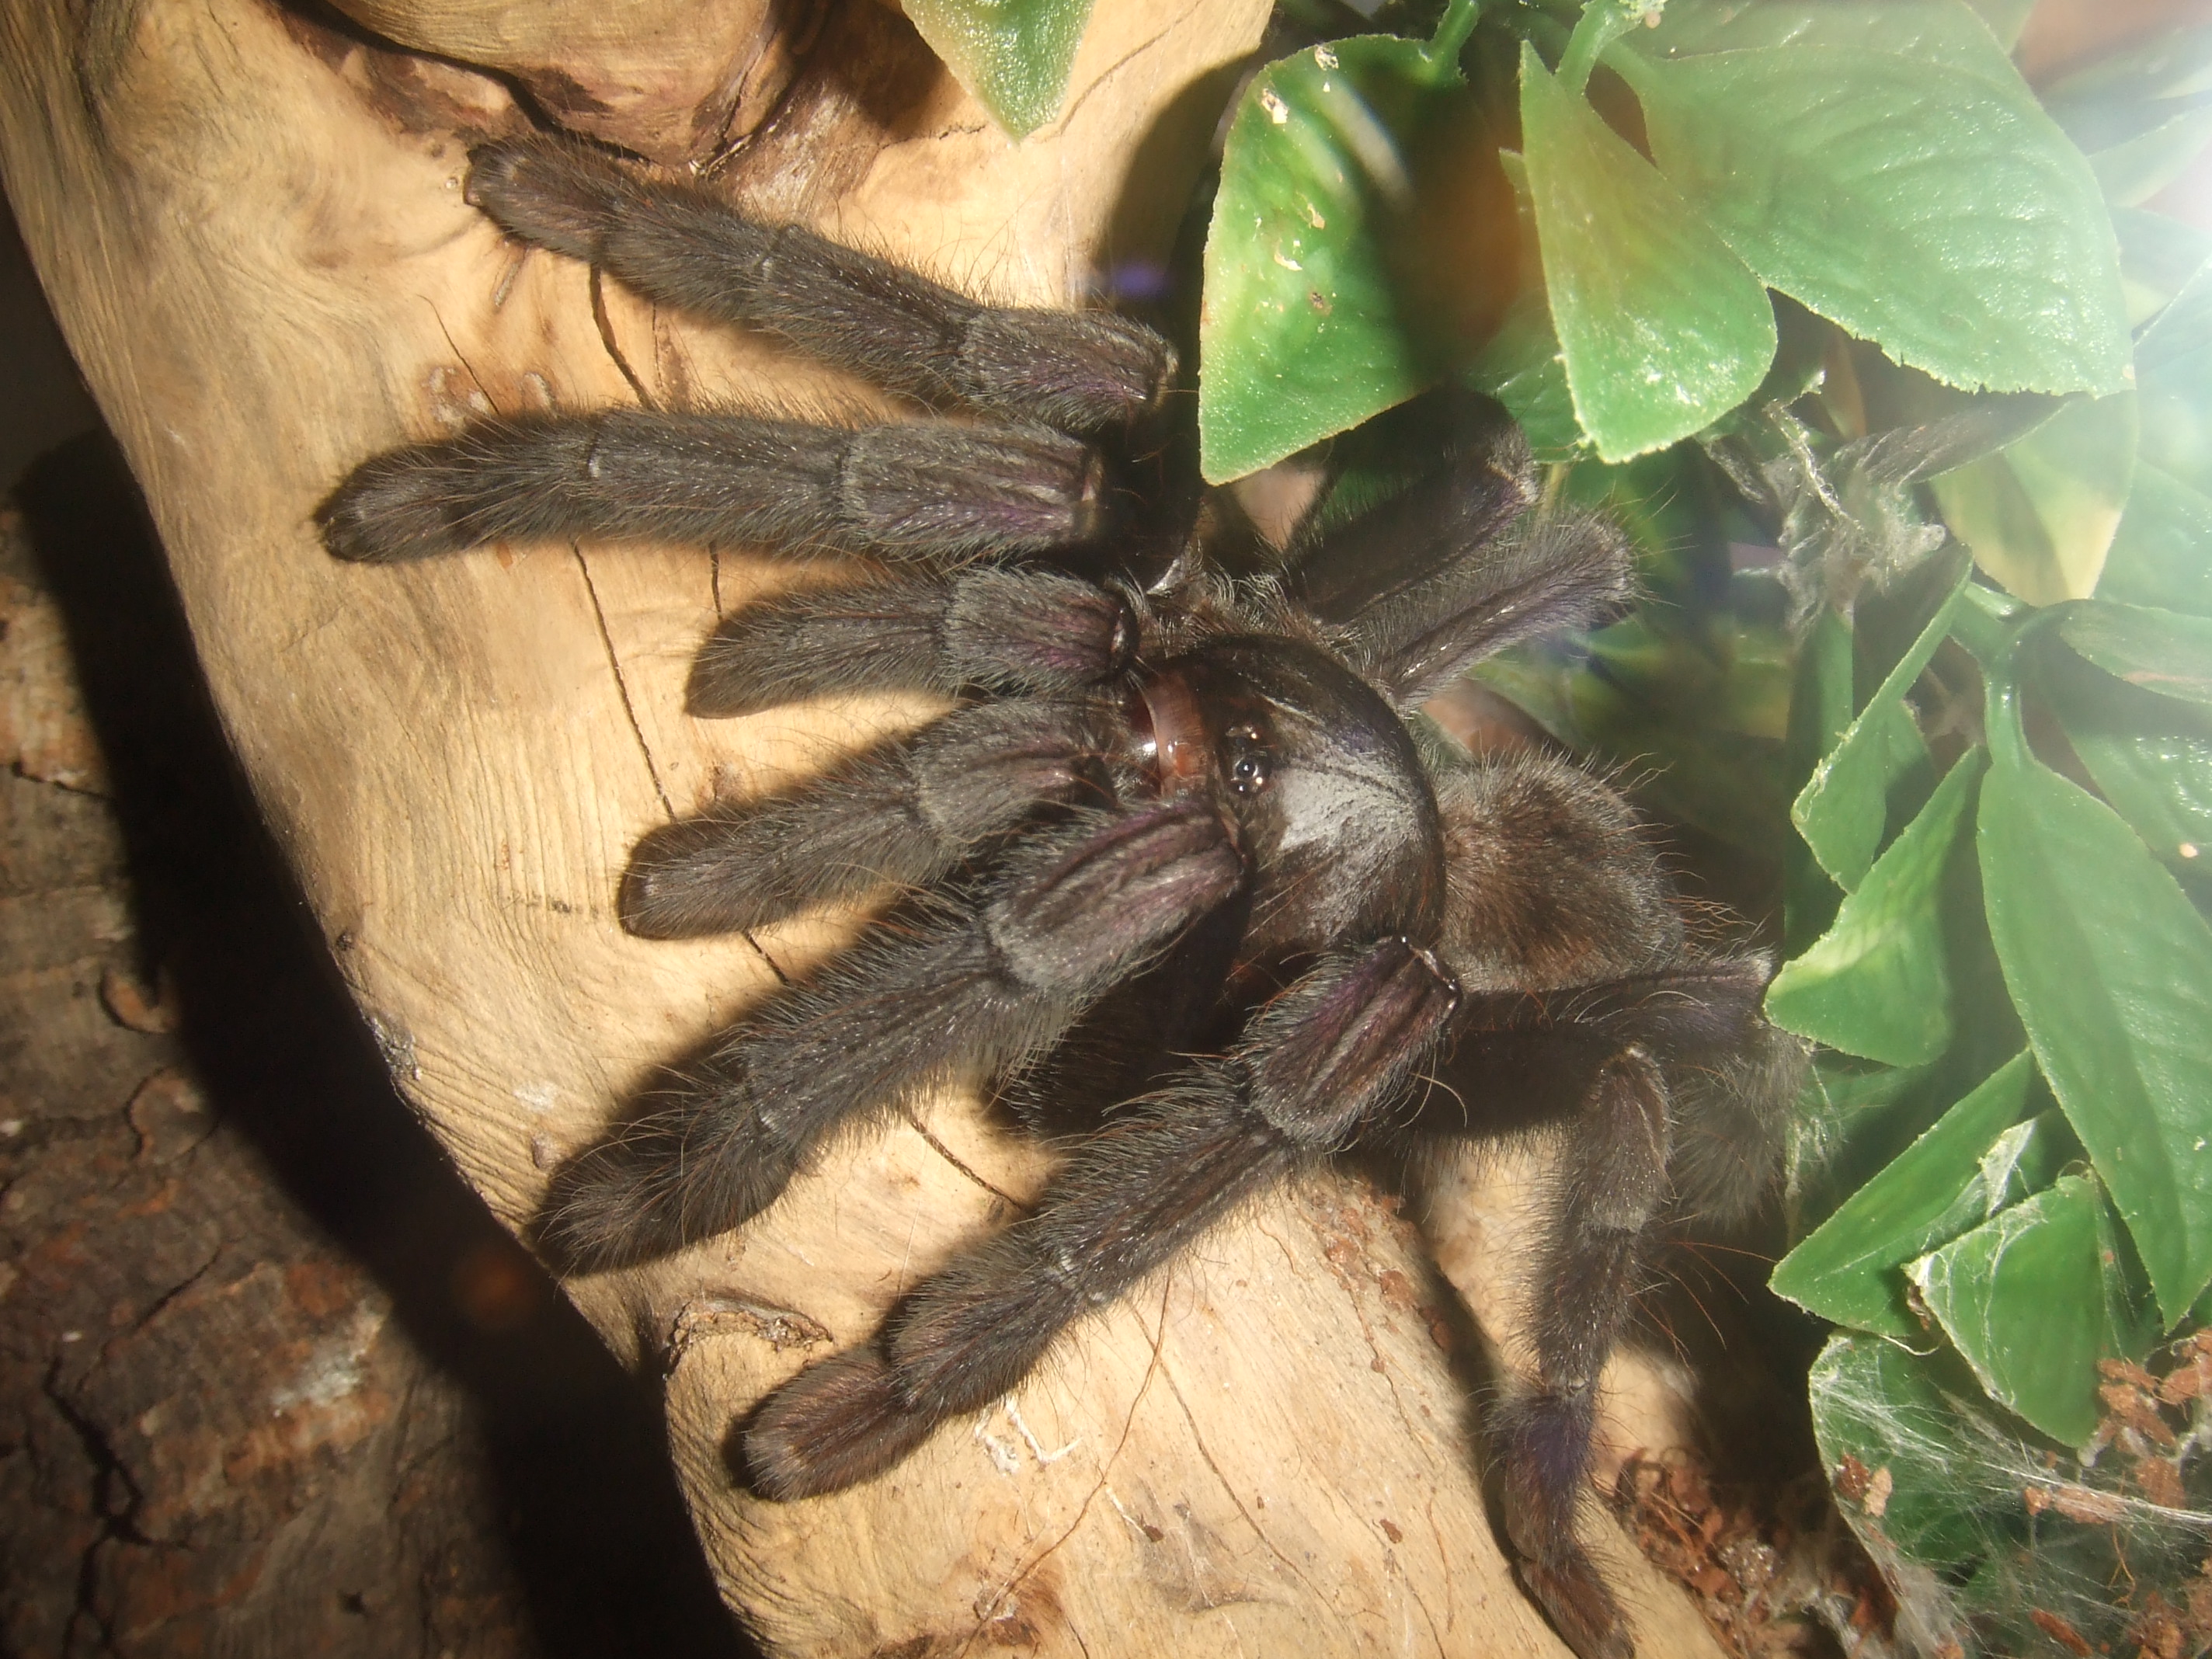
[
  {"left": 2060, "top": 600, "right": 2212, "bottom": 706},
  {"left": 1792, "top": 569, "right": 1968, "bottom": 891},
  {"left": 1518, "top": 43, "right": 1775, "bottom": 461},
  {"left": 2095, "top": 462, "right": 2212, "bottom": 617},
  {"left": 1979, "top": 683, "right": 2212, "bottom": 1324},
  {"left": 1909, "top": 1174, "right": 2151, "bottom": 1444},
  {"left": 1772, "top": 1052, "right": 2039, "bottom": 1340},
  {"left": 1767, "top": 750, "right": 1984, "bottom": 1065},
  {"left": 1616, "top": 43, "right": 2130, "bottom": 398},
  {"left": 1931, "top": 391, "right": 2139, "bottom": 604},
  {"left": 903, "top": 0, "right": 1096, "bottom": 139},
  {"left": 1199, "top": 37, "right": 1473, "bottom": 482}
]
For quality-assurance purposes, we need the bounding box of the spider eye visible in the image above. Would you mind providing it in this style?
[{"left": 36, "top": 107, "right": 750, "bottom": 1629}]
[{"left": 1222, "top": 725, "right": 1272, "bottom": 797}]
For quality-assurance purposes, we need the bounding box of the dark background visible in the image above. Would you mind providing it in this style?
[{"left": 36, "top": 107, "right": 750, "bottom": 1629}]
[{"left": 2, "top": 193, "right": 757, "bottom": 1659}]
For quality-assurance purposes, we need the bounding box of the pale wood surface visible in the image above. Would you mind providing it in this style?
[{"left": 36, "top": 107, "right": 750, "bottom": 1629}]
[{"left": 0, "top": 2, "right": 1725, "bottom": 1652}]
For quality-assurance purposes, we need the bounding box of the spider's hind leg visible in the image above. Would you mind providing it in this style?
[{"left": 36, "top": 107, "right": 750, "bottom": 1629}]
[
  {"left": 1489, "top": 1045, "right": 1671, "bottom": 1659},
  {"left": 538, "top": 799, "right": 1243, "bottom": 1271},
  {"left": 741, "top": 938, "right": 1460, "bottom": 1498}
]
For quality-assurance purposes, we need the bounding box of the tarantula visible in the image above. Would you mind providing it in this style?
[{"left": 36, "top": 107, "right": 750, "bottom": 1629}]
[{"left": 320, "top": 132, "right": 1800, "bottom": 1659}]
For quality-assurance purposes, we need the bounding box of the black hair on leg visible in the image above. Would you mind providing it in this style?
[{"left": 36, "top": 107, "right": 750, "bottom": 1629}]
[
  {"left": 539, "top": 801, "right": 1243, "bottom": 1270},
  {"left": 1492, "top": 1045, "right": 1670, "bottom": 1659},
  {"left": 685, "top": 566, "right": 1136, "bottom": 717},
  {"left": 318, "top": 409, "right": 1106, "bottom": 565},
  {"left": 619, "top": 697, "right": 1121, "bottom": 938},
  {"left": 466, "top": 134, "right": 1177, "bottom": 432}
]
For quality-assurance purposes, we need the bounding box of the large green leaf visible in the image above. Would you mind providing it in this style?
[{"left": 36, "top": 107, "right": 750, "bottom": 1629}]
[
  {"left": 2113, "top": 207, "right": 2212, "bottom": 328},
  {"left": 2044, "top": 648, "right": 2212, "bottom": 885},
  {"left": 1930, "top": 391, "right": 2139, "bottom": 605},
  {"left": 1767, "top": 750, "right": 1984, "bottom": 1065},
  {"left": 1979, "top": 676, "right": 2212, "bottom": 1324},
  {"left": 903, "top": 0, "right": 1097, "bottom": 139},
  {"left": 1518, "top": 42, "right": 1775, "bottom": 462},
  {"left": 2060, "top": 600, "right": 2212, "bottom": 706},
  {"left": 1771, "top": 1052, "right": 2040, "bottom": 1340},
  {"left": 1466, "top": 290, "right": 1584, "bottom": 461},
  {"left": 1792, "top": 567, "right": 1970, "bottom": 891},
  {"left": 1198, "top": 23, "right": 1489, "bottom": 482},
  {"left": 1613, "top": 43, "right": 2131, "bottom": 399},
  {"left": 2137, "top": 255, "right": 2212, "bottom": 499},
  {"left": 1908, "top": 1174, "right": 2154, "bottom": 1445},
  {"left": 1639, "top": 0, "right": 2019, "bottom": 82},
  {"left": 2095, "top": 462, "right": 2212, "bottom": 617}
]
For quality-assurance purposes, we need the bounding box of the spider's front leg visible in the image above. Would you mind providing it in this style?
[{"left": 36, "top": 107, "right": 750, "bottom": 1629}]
[
  {"left": 620, "top": 694, "right": 1125, "bottom": 938},
  {"left": 538, "top": 798, "right": 1243, "bottom": 1269},
  {"left": 741, "top": 937, "right": 1461, "bottom": 1498}
]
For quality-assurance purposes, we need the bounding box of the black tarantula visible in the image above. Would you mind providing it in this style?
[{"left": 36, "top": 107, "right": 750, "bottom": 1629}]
[{"left": 321, "top": 132, "right": 1800, "bottom": 1659}]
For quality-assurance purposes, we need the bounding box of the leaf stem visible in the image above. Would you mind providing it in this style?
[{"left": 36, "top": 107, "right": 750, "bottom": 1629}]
[
  {"left": 1425, "top": 0, "right": 1482, "bottom": 78},
  {"left": 1556, "top": 0, "right": 1642, "bottom": 97}
]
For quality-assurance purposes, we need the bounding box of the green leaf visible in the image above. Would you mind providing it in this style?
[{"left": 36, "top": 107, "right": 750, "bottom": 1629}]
[
  {"left": 1908, "top": 1174, "right": 2151, "bottom": 1445},
  {"left": 902, "top": 0, "right": 1097, "bottom": 139},
  {"left": 1811, "top": 1333, "right": 2212, "bottom": 1656},
  {"left": 1979, "top": 675, "right": 2212, "bottom": 1324},
  {"left": 1518, "top": 42, "right": 1776, "bottom": 462},
  {"left": 1808, "top": 1334, "right": 1992, "bottom": 1579},
  {"left": 1930, "top": 391, "right": 2140, "bottom": 605},
  {"left": 2043, "top": 24, "right": 2212, "bottom": 207},
  {"left": 2113, "top": 207, "right": 2212, "bottom": 329},
  {"left": 2095, "top": 462, "right": 2212, "bottom": 617},
  {"left": 2137, "top": 256, "right": 2212, "bottom": 500},
  {"left": 1766, "top": 748, "right": 1985, "bottom": 1064},
  {"left": 1786, "top": 1055, "right": 1941, "bottom": 1240},
  {"left": 1612, "top": 43, "right": 2132, "bottom": 398},
  {"left": 1771, "top": 1052, "right": 2039, "bottom": 1340},
  {"left": 1198, "top": 34, "right": 1479, "bottom": 482},
  {"left": 1793, "top": 568, "right": 1970, "bottom": 892},
  {"left": 1466, "top": 291, "right": 1584, "bottom": 461},
  {"left": 1639, "top": 0, "right": 2019, "bottom": 83},
  {"left": 2060, "top": 600, "right": 2212, "bottom": 706},
  {"left": 2044, "top": 645, "right": 2212, "bottom": 883}
]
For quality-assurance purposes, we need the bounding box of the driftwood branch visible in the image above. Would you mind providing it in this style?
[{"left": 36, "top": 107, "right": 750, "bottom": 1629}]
[{"left": 0, "top": 2, "right": 1725, "bottom": 1651}]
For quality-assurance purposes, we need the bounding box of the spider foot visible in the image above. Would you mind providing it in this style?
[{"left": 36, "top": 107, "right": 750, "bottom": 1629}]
[
  {"left": 535, "top": 1090, "right": 796, "bottom": 1272},
  {"left": 1514, "top": 1553, "right": 1634, "bottom": 1659},
  {"left": 741, "top": 1347, "right": 937, "bottom": 1501},
  {"left": 466, "top": 134, "right": 627, "bottom": 265}
]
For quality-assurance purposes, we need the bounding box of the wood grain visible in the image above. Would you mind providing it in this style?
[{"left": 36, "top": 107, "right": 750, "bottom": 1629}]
[{"left": 0, "top": 1, "right": 1724, "bottom": 1651}]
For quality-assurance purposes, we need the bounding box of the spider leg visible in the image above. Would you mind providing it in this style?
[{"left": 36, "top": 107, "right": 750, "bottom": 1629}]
[
  {"left": 1284, "top": 423, "right": 1631, "bottom": 711},
  {"left": 741, "top": 938, "right": 1459, "bottom": 1498},
  {"left": 538, "top": 799, "right": 1243, "bottom": 1269},
  {"left": 620, "top": 696, "right": 1122, "bottom": 938},
  {"left": 1488, "top": 1045, "right": 1670, "bottom": 1659},
  {"left": 318, "top": 409, "right": 1104, "bottom": 565},
  {"left": 466, "top": 134, "right": 1175, "bottom": 432},
  {"left": 686, "top": 566, "right": 1136, "bottom": 716}
]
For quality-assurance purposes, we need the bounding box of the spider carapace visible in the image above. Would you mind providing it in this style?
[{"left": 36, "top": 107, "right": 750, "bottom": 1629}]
[{"left": 321, "top": 131, "right": 1803, "bottom": 1659}]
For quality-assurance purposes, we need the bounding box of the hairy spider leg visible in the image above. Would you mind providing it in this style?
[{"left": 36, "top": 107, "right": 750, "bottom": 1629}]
[
  {"left": 539, "top": 800, "right": 1243, "bottom": 1270},
  {"left": 621, "top": 696, "right": 1124, "bottom": 939},
  {"left": 685, "top": 567, "right": 1136, "bottom": 717},
  {"left": 742, "top": 937, "right": 1460, "bottom": 1500},
  {"left": 1282, "top": 435, "right": 1634, "bottom": 711},
  {"left": 318, "top": 409, "right": 1104, "bottom": 565},
  {"left": 465, "top": 134, "right": 1177, "bottom": 433},
  {"left": 1490, "top": 1047, "right": 1670, "bottom": 1659}
]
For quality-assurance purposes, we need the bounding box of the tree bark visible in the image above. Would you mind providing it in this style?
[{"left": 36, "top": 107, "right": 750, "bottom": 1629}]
[{"left": 0, "top": 2, "right": 1725, "bottom": 1653}]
